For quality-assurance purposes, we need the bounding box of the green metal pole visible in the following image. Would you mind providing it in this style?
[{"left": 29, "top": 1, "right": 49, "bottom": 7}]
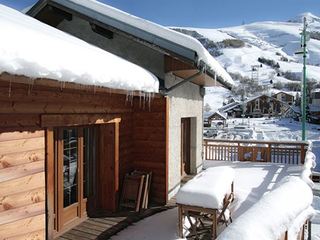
[{"left": 302, "top": 17, "right": 307, "bottom": 141}]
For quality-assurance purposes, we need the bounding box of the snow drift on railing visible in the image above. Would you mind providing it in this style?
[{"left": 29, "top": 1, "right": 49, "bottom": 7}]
[
  {"left": 217, "top": 176, "right": 314, "bottom": 240},
  {"left": 176, "top": 166, "right": 235, "bottom": 209}
]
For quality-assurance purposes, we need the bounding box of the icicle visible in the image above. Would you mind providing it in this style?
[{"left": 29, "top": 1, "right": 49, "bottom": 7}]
[
  {"left": 60, "top": 81, "right": 65, "bottom": 91},
  {"left": 27, "top": 78, "right": 35, "bottom": 95},
  {"left": 148, "top": 92, "right": 152, "bottom": 111},
  {"left": 8, "top": 78, "right": 12, "bottom": 97},
  {"left": 139, "top": 91, "right": 142, "bottom": 108}
]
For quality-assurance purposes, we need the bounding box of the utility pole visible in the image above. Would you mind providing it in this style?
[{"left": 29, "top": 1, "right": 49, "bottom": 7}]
[
  {"left": 301, "top": 17, "right": 308, "bottom": 141},
  {"left": 296, "top": 17, "right": 308, "bottom": 141}
]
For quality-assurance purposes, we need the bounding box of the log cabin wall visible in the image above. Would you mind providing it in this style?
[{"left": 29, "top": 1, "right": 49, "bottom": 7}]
[
  {"left": 0, "top": 130, "right": 46, "bottom": 240},
  {"left": 0, "top": 76, "right": 168, "bottom": 233},
  {"left": 132, "top": 97, "right": 168, "bottom": 204}
]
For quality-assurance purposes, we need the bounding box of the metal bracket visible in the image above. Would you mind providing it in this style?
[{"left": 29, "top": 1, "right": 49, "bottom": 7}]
[{"left": 160, "top": 71, "right": 202, "bottom": 95}]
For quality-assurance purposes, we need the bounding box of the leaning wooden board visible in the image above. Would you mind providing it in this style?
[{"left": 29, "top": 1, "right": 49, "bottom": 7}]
[{"left": 0, "top": 131, "right": 46, "bottom": 239}]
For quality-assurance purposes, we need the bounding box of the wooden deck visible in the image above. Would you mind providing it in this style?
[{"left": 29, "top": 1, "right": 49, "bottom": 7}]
[
  {"left": 57, "top": 204, "right": 176, "bottom": 240},
  {"left": 57, "top": 175, "right": 196, "bottom": 240}
]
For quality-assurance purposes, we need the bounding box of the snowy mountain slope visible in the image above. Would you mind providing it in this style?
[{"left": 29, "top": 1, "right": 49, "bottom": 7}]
[{"left": 174, "top": 13, "right": 320, "bottom": 110}]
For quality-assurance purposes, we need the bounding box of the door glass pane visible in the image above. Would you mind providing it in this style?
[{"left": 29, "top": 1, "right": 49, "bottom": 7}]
[{"left": 63, "top": 129, "right": 78, "bottom": 207}]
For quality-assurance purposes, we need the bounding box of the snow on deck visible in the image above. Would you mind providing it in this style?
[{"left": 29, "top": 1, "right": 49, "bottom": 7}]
[
  {"left": 0, "top": 4, "right": 159, "bottom": 93},
  {"left": 176, "top": 166, "right": 234, "bottom": 209},
  {"left": 203, "top": 160, "right": 304, "bottom": 219},
  {"left": 110, "top": 161, "right": 307, "bottom": 240},
  {"left": 51, "top": 0, "right": 233, "bottom": 86}
]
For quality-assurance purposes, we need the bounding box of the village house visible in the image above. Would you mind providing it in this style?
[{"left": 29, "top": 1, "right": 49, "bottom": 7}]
[
  {"left": 272, "top": 91, "right": 295, "bottom": 105},
  {"left": 0, "top": 2, "right": 232, "bottom": 240},
  {"left": 27, "top": 0, "right": 233, "bottom": 203},
  {"left": 308, "top": 89, "right": 320, "bottom": 123}
]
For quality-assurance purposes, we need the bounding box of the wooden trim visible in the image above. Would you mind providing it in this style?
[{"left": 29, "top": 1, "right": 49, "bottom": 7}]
[
  {"left": 114, "top": 122, "right": 120, "bottom": 194},
  {"left": 165, "top": 97, "right": 169, "bottom": 204},
  {"left": 41, "top": 114, "right": 121, "bottom": 128},
  {"left": 57, "top": 129, "right": 63, "bottom": 231},
  {"left": 46, "top": 129, "right": 54, "bottom": 240}
]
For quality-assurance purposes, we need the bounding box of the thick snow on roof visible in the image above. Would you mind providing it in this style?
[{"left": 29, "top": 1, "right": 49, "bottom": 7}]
[
  {"left": 51, "top": 0, "right": 233, "bottom": 86},
  {"left": 0, "top": 4, "right": 159, "bottom": 93}
]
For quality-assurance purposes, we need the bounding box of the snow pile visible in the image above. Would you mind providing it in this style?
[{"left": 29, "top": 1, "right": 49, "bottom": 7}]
[
  {"left": 301, "top": 151, "right": 317, "bottom": 187},
  {"left": 57, "top": 0, "right": 233, "bottom": 86},
  {"left": 176, "top": 166, "right": 235, "bottom": 209},
  {"left": 304, "top": 151, "right": 317, "bottom": 170},
  {"left": 0, "top": 4, "right": 159, "bottom": 93},
  {"left": 217, "top": 176, "right": 314, "bottom": 240}
]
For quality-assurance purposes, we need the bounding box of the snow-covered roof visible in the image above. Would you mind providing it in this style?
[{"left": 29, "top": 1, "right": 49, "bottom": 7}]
[
  {"left": 1, "top": 4, "right": 159, "bottom": 93},
  {"left": 218, "top": 101, "right": 241, "bottom": 112},
  {"left": 209, "top": 111, "right": 227, "bottom": 120},
  {"left": 272, "top": 90, "right": 295, "bottom": 97},
  {"left": 28, "top": 0, "right": 234, "bottom": 88}
]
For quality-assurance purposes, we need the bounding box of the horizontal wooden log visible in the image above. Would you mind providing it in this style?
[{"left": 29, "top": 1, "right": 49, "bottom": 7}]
[
  {"left": 0, "top": 100, "right": 132, "bottom": 114},
  {"left": 0, "top": 172, "right": 45, "bottom": 196},
  {"left": 0, "top": 137, "right": 44, "bottom": 155},
  {"left": 0, "top": 201, "right": 44, "bottom": 225},
  {"left": 0, "top": 73, "right": 161, "bottom": 99},
  {"left": 0, "top": 214, "right": 45, "bottom": 238},
  {"left": 0, "top": 131, "right": 44, "bottom": 142},
  {"left": 41, "top": 114, "right": 121, "bottom": 127},
  {"left": 0, "top": 160, "right": 44, "bottom": 183},
  {"left": 0, "top": 187, "right": 45, "bottom": 212},
  {"left": 0, "top": 114, "right": 40, "bottom": 129},
  {"left": 6, "top": 230, "right": 45, "bottom": 240},
  {"left": 0, "top": 149, "right": 44, "bottom": 169}
]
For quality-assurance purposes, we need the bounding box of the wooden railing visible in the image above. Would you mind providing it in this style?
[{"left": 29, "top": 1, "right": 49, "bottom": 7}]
[{"left": 203, "top": 139, "right": 309, "bottom": 165}]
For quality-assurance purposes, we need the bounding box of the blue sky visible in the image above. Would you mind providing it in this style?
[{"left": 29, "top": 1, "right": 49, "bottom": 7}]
[{"left": 1, "top": 0, "right": 320, "bottom": 28}]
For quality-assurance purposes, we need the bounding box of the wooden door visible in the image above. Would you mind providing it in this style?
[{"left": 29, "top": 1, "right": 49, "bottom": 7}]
[
  {"left": 181, "top": 118, "right": 191, "bottom": 176},
  {"left": 51, "top": 127, "right": 96, "bottom": 235},
  {"left": 94, "top": 123, "right": 119, "bottom": 213}
]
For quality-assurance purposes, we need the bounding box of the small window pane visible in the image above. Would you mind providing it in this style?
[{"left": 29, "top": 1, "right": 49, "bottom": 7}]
[{"left": 63, "top": 129, "right": 78, "bottom": 207}]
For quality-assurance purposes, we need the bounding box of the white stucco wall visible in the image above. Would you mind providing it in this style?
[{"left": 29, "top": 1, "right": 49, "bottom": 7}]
[{"left": 166, "top": 73, "right": 204, "bottom": 199}]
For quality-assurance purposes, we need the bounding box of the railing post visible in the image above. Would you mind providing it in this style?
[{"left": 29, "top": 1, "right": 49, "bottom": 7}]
[{"left": 300, "top": 144, "right": 306, "bottom": 164}]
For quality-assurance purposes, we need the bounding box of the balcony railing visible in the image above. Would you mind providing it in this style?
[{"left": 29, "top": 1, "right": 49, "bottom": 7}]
[{"left": 203, "top": 139, "right": 309, "bottom": 165}]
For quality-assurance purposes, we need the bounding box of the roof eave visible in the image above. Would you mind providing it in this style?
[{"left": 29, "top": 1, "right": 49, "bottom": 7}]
[{"left": 28, "top": 0, "right": 232, "bottom": 89}]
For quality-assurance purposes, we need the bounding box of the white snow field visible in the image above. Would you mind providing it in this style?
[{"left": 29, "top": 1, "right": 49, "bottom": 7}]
[
  {"left": 0, "top": 4, "right": 159, "bottom": 93},
  {"left": 184, "top": 12, "right": 320, "bottom": 86}
]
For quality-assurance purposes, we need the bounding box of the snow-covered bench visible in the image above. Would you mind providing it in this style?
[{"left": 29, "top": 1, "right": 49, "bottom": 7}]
[
  {"left": 176, "top": 166, "right": 235, "bottom": 239},
  {"left": 217, "top": 176, "right": 314, "bottom": 240}
]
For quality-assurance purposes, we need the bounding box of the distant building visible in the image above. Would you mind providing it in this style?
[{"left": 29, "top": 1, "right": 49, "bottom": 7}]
[
  {"left": 272, "top": 91, "right": 295, "bottom": 105},
  {"left": 244, "top": 95, "right": 289, "bottom": 117},
  {"left": 308, "top": 89, "right": 320, "bottom": 123}
]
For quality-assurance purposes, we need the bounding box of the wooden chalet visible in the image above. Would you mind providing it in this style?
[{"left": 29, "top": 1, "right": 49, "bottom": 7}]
[
  {"left": 0, "top": 2, "right": 233, "bottom": 240},
  {"left": 308, "top": 89, "right": 320, "bottom": 123},
  {"left": 27, "top": 0, "right": 232, "bottom": 210},
  {"left": 244, "top": 95, "right": 289, "bottom": 118},
  {"left": 272, "top": 91, "right": 295, "bottom": 105}
]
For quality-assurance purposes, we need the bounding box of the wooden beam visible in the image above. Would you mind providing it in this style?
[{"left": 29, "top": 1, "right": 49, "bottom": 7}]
[
  {"left": 0, "top": 73, "right": 161, "bottom": 98},
  {"left": 41, "top": 114, "right": 121, "bottom": 128}
]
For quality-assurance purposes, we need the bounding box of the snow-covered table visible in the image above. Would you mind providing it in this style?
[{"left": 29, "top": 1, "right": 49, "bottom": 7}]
[{"left": 176, "top": 166, "right": 235, "bottom": 239}]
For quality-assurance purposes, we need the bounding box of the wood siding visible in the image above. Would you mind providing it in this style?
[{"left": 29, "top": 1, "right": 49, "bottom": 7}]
[
  {"left": 0, "top": 77, "right": 168, "bottom": 213},
  {"left": 0, "top": 131, "right": 45, "bottom": 239},
  {"left": 132, "top": 97, "right": 167, "bottom": 204}
]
